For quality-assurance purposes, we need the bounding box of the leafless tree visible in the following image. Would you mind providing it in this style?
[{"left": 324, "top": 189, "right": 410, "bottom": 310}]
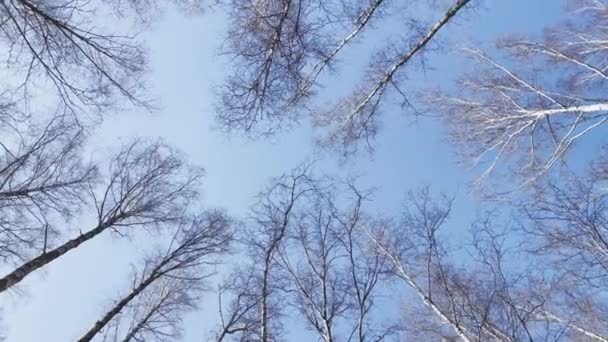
[
  {"left": 78, "top": 210, "right": 233, "bottom": 342},
  {"left": 448, "top": 216, "right": 542, "bottom": 341},
  {"left": 0, "top": 139, "right": 202, "bottom": 293},
  {"left": 0, "top": 0, "right": 146, "bottom": 112},
  {"left": 119, "top": 277, "right": 198, "bottom": 342},
  {"left": 432, "top": 0, "right": 608, "bottom": 190},
  {"left": 216, "top": 0, "right": 337, "bottom": 135},
  {"left": 365, "top": 184, "right": 608, "bottom": 341},
  {"left": 277, "top": 194, "right": 348, "bottom": 342},
  {"left": 0, "top": 115, "right": 96, "bottom": 263},
  {"left": 524, "top": 167, "right": 608, "bottom": 293},
  {"left": 0, "top": 0, "right": 207, "bottom": 117},
  {"left": 368, "top": 188, "right": 476, "bottom": 341},
  {"left": 217, "top": 0, "right": 471, "bottom": 144},
  {"left": 433, "top": 210, "right": 608, "bottom": 342},
  {"left": 519, "top": 160, "right": 608, "bottom": 340},
  {"left": 334, "top": 185, "right": 394, "bottom": 342},
  {"left": 217, "top": 177, "right": 396, "bottom": 342},
  {"left": 215, "top": 166, "right": 320, "bottom": 342},
  {"left": 367, "top": 190, "right": 499, "bottom": 341}
]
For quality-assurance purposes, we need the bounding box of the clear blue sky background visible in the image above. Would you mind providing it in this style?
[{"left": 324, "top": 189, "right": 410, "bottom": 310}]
[{"left": 1, "top": 1, "right": 567, "bottom": 341}]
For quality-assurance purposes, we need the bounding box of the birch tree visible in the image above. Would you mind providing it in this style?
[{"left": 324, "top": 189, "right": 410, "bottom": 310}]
[
  {"left": 315, "top": 0, "right": 471, "bottom": 156},
  {"left": 368, "top": 188, "right": 476, "bottom": 341},
  {"left": 432, "top": 0, "right": 608, "bottom": 189},
  {"left": 0, "top": 0, "right": 144, "bottom": 112},
  {"left": 215, "top": 166, "right": 321, "bottom": 342},
  {"left": 334, "top": 186, "right": 394, "bottom": 342},
  {"left": 0, "top": 139, "right": 201, "bottom": 293},
  {"left": 364, "top": 184, "right": 608, "bottom": 341},
  {"left": 79, "top": 210, "right": 233, "bottom": 342},
  {"left": 277, "top": 196, "right": 348, "bottom": 342},
  {"left": 215, "top": 268, "right": 262, "bottom": 342},
  {"left": 437, "top": 211, "right": 608, "bottom": 342},
  {"left": 217, "top": 178, "right": 396, "bottom": 341},
  {"left": 366, "top": 189, "right": 538, "bottom": 341}
]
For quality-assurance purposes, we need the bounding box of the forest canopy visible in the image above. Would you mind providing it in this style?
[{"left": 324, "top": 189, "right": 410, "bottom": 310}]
[{"left": 0, "top": 0, "right": 607, "bottom": 341}]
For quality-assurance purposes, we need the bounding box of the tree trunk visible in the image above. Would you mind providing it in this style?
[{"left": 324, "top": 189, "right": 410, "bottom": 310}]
[
  {"left": 260, "top": 252, "right": 272, "bottom": 342},
  {"left": 0, "top": 222, "right": 110, "bottom": 292},
  {"left": 78, "top": 273, "right": 157, "bottom": 342}
]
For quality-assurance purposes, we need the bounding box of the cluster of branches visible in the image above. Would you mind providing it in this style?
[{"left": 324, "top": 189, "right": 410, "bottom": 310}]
[
  {"left": 431, "top": 0, "right": 608, "bottom": 190},
  {"left": 217, "top": 0, "right": 471, "bottom": 154},
  {"left": 0, "top": 0, "right": 206, "bottom": 117}
]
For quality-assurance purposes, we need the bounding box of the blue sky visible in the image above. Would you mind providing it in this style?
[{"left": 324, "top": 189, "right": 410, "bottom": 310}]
[{"left": 1, "top": 1, "right": 568, "bottom": 341}]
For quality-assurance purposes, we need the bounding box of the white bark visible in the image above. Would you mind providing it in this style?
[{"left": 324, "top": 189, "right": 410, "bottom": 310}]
[{"left": 367, "top": 233, "right": 472, "bottom": 342}]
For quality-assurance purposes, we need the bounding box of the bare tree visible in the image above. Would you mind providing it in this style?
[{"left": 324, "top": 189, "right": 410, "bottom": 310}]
[
  {"left": 119, "top": 277, "right": 198, "bottom": 342},
  {"left": 367, "top": 188, "right": 475, "bottom": 341},
  {"left": 524, "top": 168, "right": 608, "bottom": 292},
  {"left": 0, "top": 0, "right": 208, "bottom": 116},
  {"left": 365, "top": 184, "right": 608, "bottom": 341},
  {"left": 78, "top": 210, "right": 233, "bottom": 342},
  {"left": 0, "top": 0, "right": 146, "bottom": 112},
  {"left": 0, "top": 139, "right": 202, "bottom": 293},
  {"left": 334, "top": 185, "right": 393, "bottom": 342},
  {"left": 216, "top": 0, "right": 337, "bottom": 135},
  {"left": 431, "top": 211, "right": 608, "bottom": 342},
  {"left": 432, "top": 0, "right": 608, "bottom": 190},
  {"left": 277, "top": 194, "right": 348, "bottom": 342},
  {"left": 450, "top": 216, "right": 541, "bottom": 341},
  {"left": 214, "top": 166, "right": 320, "bottom": 342},
  {"left": 370, "top": 191, "right": 566, "bottom": 341}
]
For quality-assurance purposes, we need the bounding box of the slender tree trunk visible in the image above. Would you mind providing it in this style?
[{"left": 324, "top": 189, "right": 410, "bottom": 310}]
[
  {"left": 350, "top": 0, "right": 471, "bottom": 116},
  {"left": 0, "top": 179, "right": 86, "bottom": 198},
  {"left": 0, "top": 222, "right": 112, "bottom": 292},
  {"left": 78, "top": 273, "right": 157, "bottom": 342},
  {"left": 260, "top": 253, "right": 272, "bottom": 342},
  {"left": 357, "top": 313, "right": 365, "bottom": 342}
]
